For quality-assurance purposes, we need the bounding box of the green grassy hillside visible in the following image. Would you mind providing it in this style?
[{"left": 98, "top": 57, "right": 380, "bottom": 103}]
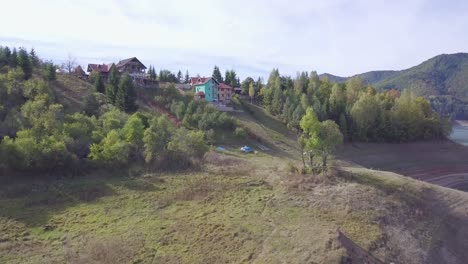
[{"left": 2, "top": 88, "right": 468, "bottom": 263}]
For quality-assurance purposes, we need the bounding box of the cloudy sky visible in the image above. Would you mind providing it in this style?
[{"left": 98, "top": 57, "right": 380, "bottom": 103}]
[{"left": 1, "top": 0, "right": 467, "bottom": 79}]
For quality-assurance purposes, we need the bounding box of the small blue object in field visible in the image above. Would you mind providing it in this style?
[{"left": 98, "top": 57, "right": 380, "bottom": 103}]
[
  {"left": 241, "top": 146, "right": 253, "bottom": 153},
  {"left": 216, "top": 146, "right": 226, "bottom": 151}
]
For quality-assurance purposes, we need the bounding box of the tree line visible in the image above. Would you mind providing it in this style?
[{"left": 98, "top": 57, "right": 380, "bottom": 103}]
[
  {"left": 212, "top": 65, "right": 241, "bottom": 88},
  {"left": 147, "top": 66, "right": 190, "bottom": 84},
  {"left": 256, "top": 69, "right": 451, "bottom": 143}
]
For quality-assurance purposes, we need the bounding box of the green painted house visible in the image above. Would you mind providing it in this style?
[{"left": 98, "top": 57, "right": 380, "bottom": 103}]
[{"left": 191, "top": 77, "right": 219, "bottom": 102}]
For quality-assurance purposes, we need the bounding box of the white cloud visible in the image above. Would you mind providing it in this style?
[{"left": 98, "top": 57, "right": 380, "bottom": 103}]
[{"left": 1, "top": 0, "right": 468, "bottom": 79}]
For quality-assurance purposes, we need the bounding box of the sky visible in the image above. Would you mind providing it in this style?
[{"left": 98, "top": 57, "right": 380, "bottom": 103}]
[{"left": 1, "top": 0, "right": 468, "bottom": 80}]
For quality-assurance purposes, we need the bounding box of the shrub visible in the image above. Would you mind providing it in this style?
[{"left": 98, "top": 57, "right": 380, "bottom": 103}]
[{"left": 234, "top": 127, "right": 247, "bottom": 138}]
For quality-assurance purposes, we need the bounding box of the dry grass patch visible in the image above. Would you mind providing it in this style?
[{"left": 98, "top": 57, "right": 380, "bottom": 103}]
[{"left": 64, "top": 235, "right": 144, "bottom": 264}]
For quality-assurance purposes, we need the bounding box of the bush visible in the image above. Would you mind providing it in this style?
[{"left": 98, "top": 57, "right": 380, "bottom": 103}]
[{"left": 234, "top": 127, "right": 247, "bottom": 138}]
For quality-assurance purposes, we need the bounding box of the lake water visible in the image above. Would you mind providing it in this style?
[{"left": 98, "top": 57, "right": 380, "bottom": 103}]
[{"left": 450, "top": 122, "right": 468, "bottom": 146}]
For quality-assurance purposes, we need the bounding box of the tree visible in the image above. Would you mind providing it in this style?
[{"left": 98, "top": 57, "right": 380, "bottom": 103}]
[
  {"left": 212, "top": 66, "right": 223, "bottom": 83},
  {"left": 177, "top": 70, "right": 183, "bottom": 83},
  {"left": 2, "top": 47, "right": 11, "bottom": 67},
  {"left": 94, "top": 73, "right": 105, "bottom": 93},
  {"left": 89, "top": 130, "right": 130, "bottom": 165},
  {"left": 168, "top": 128, "right": 208, "bottom": 166},
  {"left": 122, "top": 113, "right": 145, "bottom": 148},
  {"left": 62, "top": 53, "right": 77, "bottom": 73},
  {"left": 29, "top": 48, "right": 39, "bottom": 67},
  {"left": 241, "top": 77, "right": 255, "bottom": 94},
  {"left": 10, "top": 48, "right": 17, "bottom": 68},
  {"left": 106, "top": 65, "right": 119, "bottom": 104},
  {"left": 299, "top": 108, "right": 320, "bottom": 166},
  {"left": 46, "top": 62, "right": 56, "bottom": 81},
  {"left": 350, "top": 93, "right": 380, "bottom": 140},
  {"left": 143, "top": 115, "right": 174, "bottom": 163},
  {"left": 83, "top": 93, "right": 100, "bottom": 117},
  {"left": 313, "top": 120, "right": 343, "bottom": 170},
  {"left": 115, "top": 74, "right": 137, "bottom": 112},
  {"left": 148, "top": 65, "right": 157, "bottom": 80},
  {"left": 17, "top": 48, "right": 32, "bottom": 79},
  {"left": 249, "top": 82, "right": 255, "bottom": 103},
  {"left": 184, "top": 70, "right": 190, "bottom": 84}
]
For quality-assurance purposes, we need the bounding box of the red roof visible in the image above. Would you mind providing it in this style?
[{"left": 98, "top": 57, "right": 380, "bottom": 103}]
[
  {"left": 218, "top": 83, "right": 233, "bottom": 89},
  {"left": 190, "top": 77, "right": 218, "bottom": 86},
  {"left": 196, "top": 91, "right": 205, "bottom": 96},
  {"left": 87, "top": 63, "right": 113, "bottom": 73}
]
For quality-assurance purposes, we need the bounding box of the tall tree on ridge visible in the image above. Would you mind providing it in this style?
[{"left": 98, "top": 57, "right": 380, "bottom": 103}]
[
  {"left": 116, "top": 74, "right": 137, "bottom": 112},
  {"left": 177, "top": 70, "right": 183, "bottom": 84},
  {"left": 184, "top": 70, "right": 190, "bottom": 84},
  {"left": 94, "top": 73, "right": 105, "bottom": 93},
  {"left": 212, "top": 66, "right": 223, "bottom": 83},
  {"left": 17, "top": 48, "right": 32, "bottom": 79}
]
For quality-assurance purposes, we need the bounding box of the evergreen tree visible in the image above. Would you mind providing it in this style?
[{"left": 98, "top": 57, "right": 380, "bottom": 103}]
[
  {"left": 225, "top": 70, "right": 231, "bottom": 86},
  {"left": 83, "top": 93, "right": 100, "bottom": 116},
  {"left": 148, "top": 65, "right": 157, "bottom": 80},
  {"left": 29, "top": 48, "right": 39, "bottom": 67},
  {"left": 158, "top": 70, "right": 163, "bottom": 81},
  {"left": 177, "top": 70, "right": 183, "bottom": 83},
  {"left": 10, "top": 48, "right": 18, "bottom": 68},
  {"left": 185, "top": 70, "right": 190, "bottom": 84},
  {"left": 46, "top": 62, "right": 56, "bottom": 81},
  {"left": 17, "top": 48, "right": 32, "bottom": 79},
  {"left": 94, "top": 73, "right": 105, "bottom": 93},
  {"left": 212, "top": 66, "right": 223, "bottom": 83},
  {"left": 116, "top": 75, "right": 137, "bottom": 112}
]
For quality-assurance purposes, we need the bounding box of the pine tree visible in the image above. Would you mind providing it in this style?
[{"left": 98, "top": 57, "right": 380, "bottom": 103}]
[
  {"left": 177, "top": 70, "right": 183, "bottom": 83},
  {"left": 225, "top": 70, "right": 231, "bottom": 86},
  {"left": 10, "top": 48, "right": 18, "bottom": 68},
  {"left": 106, "top": 84, "right": 116, "bottom": 104},
  {"left": 29, "top": 48, "right": 39, "bottom": 67},
  {"left": 46, "top": 62, "right": 56, "bottom": 81},
  {"left": 94, "top": 73, "right": 105, "bottom": 93},
  {"left": 184, "top": 70, "right": 190, "bottom": 84},
  {"left": 17, "top": 48, "right": 32, "bottom": 79},
  {"left": 116, "top": 75, "right": 137, "bottom": 112},
  {"left": 212, "top": 66, "right": 223, "bottom": 83},
  {"left": 159, "top": 70, "right": 163, "bottom": 81},
  {"left": 148, "top": 65, "right": 157, "bottom": 80}
]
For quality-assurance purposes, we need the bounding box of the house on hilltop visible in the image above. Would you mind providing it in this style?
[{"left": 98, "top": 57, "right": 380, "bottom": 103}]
[
  {"left": 192, "top": 77, "right": 219, "bottom": 102},
  {"left": 87, "top": 63, "right": 114, "bottom": 80},
  {"left": 190, "top": 77, "right": 234, "bottom": 104},
  {"left": 218, "top": 82, "right": 233, "bottom": 104},
  {"left": 73, "top": 65, "right": 86, "bottom": 79},
  {"left": 87, "top": 57, "right": 157, "bottom": 88},
  {"left": 116, "top": 57, "right": 147, "bottom": 75}
]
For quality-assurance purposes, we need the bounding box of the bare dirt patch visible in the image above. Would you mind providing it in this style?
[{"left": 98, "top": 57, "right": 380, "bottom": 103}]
[{"left": 339, "top": 141, "right": 468, "bottom": 190}]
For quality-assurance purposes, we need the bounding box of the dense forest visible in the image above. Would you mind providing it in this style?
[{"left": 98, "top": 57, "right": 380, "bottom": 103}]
[
  {"left": 0, "top": 46, "right": 238, "bottom": 176},
  {"left": 255, "top": 69, "right": 451, "bottom": 142}
]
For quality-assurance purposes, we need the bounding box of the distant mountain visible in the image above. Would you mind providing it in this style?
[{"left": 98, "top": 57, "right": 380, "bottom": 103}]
[
  {"left": 319, "top": 53, "right": 468, "bottom": 99},
  {"left": 318, "top": 73, "right": 348, "bottom": 83}
]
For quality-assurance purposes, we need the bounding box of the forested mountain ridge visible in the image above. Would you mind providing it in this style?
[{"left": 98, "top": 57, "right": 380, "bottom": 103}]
[
  {"left": 319, "top": 53, "right": 468, "bottom": 118},
  {"left": 319, "top": 53, "right": 468, "bottom": 98}
]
